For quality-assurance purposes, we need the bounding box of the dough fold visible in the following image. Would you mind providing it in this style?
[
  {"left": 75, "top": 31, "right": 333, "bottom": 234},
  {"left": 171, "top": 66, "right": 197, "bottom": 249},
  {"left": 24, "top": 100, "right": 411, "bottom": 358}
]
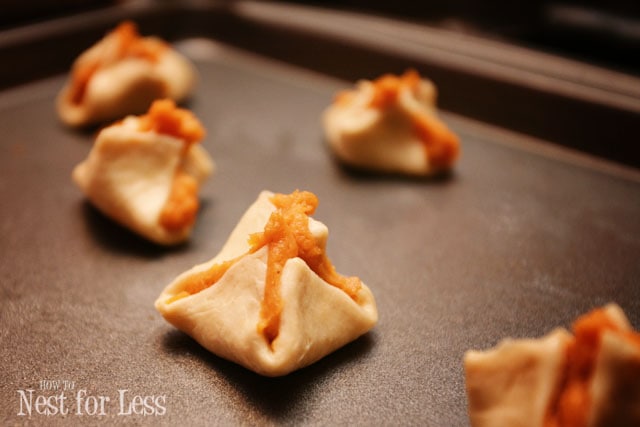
[{"left": 156, "top": 191, "right": 378, "bottom": 376}]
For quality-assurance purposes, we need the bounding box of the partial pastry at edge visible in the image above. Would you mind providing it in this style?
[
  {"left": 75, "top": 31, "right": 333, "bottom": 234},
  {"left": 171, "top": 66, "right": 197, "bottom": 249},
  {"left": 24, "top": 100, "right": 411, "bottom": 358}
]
[
  {"left": 155, "top": 190, "right": 378, "bottom": 376},
  {"left": 464, "top": 304, "right": 640, "bottom": 427},
  {"left": 322, "top": 69, "right": 460, "bottom": 176},
  {"left": 73, "top": 99, "right": 214, "bottom": 245},
  {"left": 57, "top": 21, "right": 196, "bottom": 127}
]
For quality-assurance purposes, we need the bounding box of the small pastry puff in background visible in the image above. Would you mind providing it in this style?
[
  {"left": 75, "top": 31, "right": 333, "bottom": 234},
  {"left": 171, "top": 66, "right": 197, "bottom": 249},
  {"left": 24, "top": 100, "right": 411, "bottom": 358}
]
[
  {"left": 73, "top": 99, "right": 214, "bottom": 245},
  {"left": 57, "top": 21, "right": 196, "bottom": 128},
  {"left": 323, "top": 69, "right": 460, "bottom": 176},
  {"left": 464, "top": 303, "right": 640, "bottom": 427},
  {"left": 155, "top": 190, "right": 378, "bottom": 376}
]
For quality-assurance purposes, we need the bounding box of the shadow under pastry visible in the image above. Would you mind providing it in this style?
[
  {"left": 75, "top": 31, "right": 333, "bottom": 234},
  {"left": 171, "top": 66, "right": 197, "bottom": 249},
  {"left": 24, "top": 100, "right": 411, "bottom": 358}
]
[
  {"left": 80, "top": 200, "right": 194, "bottom": 257},
  {"left": 160, "top": 327, "right": 376, "bottom": 419}
]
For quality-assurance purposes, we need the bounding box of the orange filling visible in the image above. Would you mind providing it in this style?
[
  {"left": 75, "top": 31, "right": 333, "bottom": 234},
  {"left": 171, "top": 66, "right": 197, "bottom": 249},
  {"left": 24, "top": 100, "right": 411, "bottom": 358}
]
[
  {"left": 248, "top": 191, "right": 362, "bottom": 343},
  {"left": 137, "top": 99, "right": 206, "bottom": 232},
  {"left": 334, "top": 90, "right": 355, "bottom": 107},
  {"left": 159, "top": 170, "right": 199, "bottom": 232},
  {"left": 168, "top": 190, "right": 363, "bottom": 344},
  {"left": 139, "top": 99, "right": 205, "bottom": 145},
  {"left": 69, "top": 21, "right": 167, "bottom": 105},
  {"left": 166, "top": 257, "right": 240, "bottom": 305},
  {"left": 412, "top": 113, "right": 460, "bottom": 171},
  {"left": 366, "top": 69, "right": 459, "bottom": 171},
  {"left": 369, "top": 69, "right": 421, "bottom": 109},
  {"left": 545, "top": 308, "right": 640, "bottom": 427}
]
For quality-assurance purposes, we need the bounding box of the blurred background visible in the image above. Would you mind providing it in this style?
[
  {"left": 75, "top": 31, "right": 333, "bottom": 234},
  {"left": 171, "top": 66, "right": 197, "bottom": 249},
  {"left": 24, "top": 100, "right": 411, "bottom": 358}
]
[{"left": 2, "top": 0, "right": 639, "bottom": 75}]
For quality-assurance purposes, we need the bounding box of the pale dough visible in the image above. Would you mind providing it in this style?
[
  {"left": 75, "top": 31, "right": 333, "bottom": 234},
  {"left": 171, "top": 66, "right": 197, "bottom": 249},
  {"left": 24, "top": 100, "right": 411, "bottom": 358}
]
[{"left": 155, "top": 191, "right": 378, "bottom": 376}]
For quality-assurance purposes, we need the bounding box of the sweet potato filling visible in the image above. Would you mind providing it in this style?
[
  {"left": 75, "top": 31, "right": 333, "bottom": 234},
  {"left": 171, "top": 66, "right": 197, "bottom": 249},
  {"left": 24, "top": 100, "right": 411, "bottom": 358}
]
[
  {"left": 167, "top": 190, "right": 363, "bottom": 344},
  {"left": 333, "top": 90, "right": 355, "bottom": 107},
  {"left": 159, "top": 170, "right": 199, "bottom": 232},
  {"left": 412, "top": 113, "right": 460, "bottom": 171},
  {"left": 544, "top": 308, "right": 640, "bottom": 427},
  {"left": 165, "top": 257, "right": 241, "bottom": 305},
  {"left": 138, "top": 99, "right": 205, "bottom": 145},
  {"left": 137, "top": 99, "right": 206, "bottom": 232},
  {"left": 368, "top": 69, "right": 459, "bottom": 171},
  {"left": 69, "top": 21, "right": 167, "bottom": 105},
  {"left": 369, "top": 69, "right": 421, "bottom": 109},
  {"left": 248, "top": 191, "right": 362, "bottom": 343}
]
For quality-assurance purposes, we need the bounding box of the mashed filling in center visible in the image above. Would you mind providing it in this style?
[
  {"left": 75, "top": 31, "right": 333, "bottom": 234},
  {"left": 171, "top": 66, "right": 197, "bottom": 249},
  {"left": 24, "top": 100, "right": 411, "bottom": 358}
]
[{"left": 166, "top": 190, "right": 363, "bottom": 344}]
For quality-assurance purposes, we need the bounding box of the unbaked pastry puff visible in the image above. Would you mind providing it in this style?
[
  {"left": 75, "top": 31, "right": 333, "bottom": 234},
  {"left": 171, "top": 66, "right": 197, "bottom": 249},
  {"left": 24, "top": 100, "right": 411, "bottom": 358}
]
[
  {"left": 73, "top": 99, "right": 214, "bottom": 245},
  {"left": 464, "top": 303, "right": 640, "bottom": 427},
  {"left": 155, "top": 190, "right": 378, "bottom": 376},
  {"left": 57, "top": 21, "right": 196, "bottom": 127},
  {"left": 323, "top": 69, "right": 460, "bottom": 176}
]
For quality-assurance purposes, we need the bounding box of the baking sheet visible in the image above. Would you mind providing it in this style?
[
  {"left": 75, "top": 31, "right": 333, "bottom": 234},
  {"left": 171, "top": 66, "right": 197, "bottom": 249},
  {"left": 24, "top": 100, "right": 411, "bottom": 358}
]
[{"left": 1, "top": 5, "right": 640, "bottom": 427}]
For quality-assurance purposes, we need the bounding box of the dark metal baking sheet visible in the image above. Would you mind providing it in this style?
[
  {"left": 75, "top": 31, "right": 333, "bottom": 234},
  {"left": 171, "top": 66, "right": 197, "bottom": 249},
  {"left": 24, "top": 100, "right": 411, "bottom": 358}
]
[{"left": 1, "top": 2, "right": 639, "bottom": 425}]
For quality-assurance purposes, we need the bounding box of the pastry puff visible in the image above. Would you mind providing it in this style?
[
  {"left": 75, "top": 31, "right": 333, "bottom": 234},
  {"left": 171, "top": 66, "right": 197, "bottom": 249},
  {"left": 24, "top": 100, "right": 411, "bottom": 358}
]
[
  {"left": 322, "top": 69, "right": 460, "bottom": 176},
  {"left": 57, "top": 21, "right": 196, "bottom": 127},
  {"left": 73, "top": 99, "right": 214, "bottom": 245},
  {"left": 464, "top": 304, "right": 640, "bottom": 427},
  {"left": 155, "top": 190, "right": 378, "bottom": 376}
]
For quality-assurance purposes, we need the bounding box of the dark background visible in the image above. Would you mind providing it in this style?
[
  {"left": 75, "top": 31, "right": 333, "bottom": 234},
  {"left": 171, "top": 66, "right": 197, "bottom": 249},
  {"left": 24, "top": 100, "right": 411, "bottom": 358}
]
[
  {"left": 293, "top": 0, "right": 640, "bottom": 75},
  {"left": 3, "top": 1, "right": 640, "bottom": 75}
]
